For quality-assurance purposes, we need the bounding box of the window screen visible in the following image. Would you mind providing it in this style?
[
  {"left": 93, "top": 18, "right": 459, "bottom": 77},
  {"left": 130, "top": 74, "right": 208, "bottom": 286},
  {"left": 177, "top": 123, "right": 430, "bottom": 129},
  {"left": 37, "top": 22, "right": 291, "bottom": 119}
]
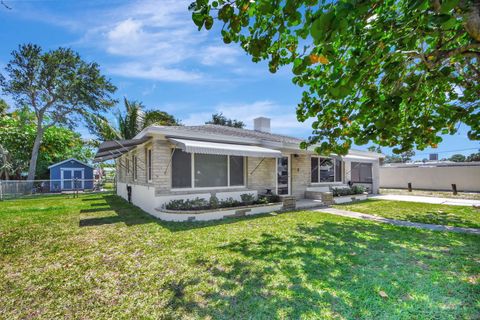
[
  {"left": 311, "top": 157, "right": 319, "bottom": 183},
  {"left": 172, "top": 149, "right": 192, "bottom": 188},
  {"left": 147, "top": 149, "right": 152, "bottom": 181},
  {"left": 194, "top": 154, "right": 228, "bottom": 187},
  {"left": 230, "top": 156, "right": 244, "bottom": 186},
  {"left": 351, "top": 162, "right": 372, "bottom": 183},
  {"left": 335, "top": 159, "right": 342, "bottom": 182},
  {"left": 320, "top": 157, "right": 334, "bottom": 182}
]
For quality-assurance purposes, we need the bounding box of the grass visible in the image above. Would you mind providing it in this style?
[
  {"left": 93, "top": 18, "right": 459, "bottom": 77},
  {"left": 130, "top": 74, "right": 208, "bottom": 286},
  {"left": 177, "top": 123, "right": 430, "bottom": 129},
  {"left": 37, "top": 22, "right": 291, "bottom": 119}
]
[
  {"left": 380, "top": 188, "right": 480, "bottom": 200},
  {"left": 334, "top": 199, "right": 480, "bottom": 229},
  {"left": 0, "top": 193, "right": 479, "bottom": 319}
]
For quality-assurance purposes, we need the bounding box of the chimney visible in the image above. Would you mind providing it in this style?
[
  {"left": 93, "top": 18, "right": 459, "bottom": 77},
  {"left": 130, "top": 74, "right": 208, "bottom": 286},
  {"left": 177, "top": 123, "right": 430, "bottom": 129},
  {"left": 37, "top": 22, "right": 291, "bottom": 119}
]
[
  {"left": 253, "top": 117, "right": 271, "bottom": 133},
  {"left": 429, "top": 153, "right": 438, "bottom": 161}
]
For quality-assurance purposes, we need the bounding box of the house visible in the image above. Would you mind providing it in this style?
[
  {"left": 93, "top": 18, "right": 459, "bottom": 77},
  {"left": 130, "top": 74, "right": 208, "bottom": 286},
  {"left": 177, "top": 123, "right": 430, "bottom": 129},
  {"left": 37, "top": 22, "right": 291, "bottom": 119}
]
[
  {"left": 94, "top": 117, "right": 383, "bottom": 221},
  {"left": 48, "top": 158, "right": 94, "bottom": 192}
]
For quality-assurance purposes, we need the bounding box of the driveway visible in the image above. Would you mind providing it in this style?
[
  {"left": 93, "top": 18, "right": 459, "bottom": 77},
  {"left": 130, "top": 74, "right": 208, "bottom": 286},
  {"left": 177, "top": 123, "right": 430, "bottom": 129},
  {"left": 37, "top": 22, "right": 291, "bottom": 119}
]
[{"left": 370, "top": 194, "right": 480, "bottom": 207}]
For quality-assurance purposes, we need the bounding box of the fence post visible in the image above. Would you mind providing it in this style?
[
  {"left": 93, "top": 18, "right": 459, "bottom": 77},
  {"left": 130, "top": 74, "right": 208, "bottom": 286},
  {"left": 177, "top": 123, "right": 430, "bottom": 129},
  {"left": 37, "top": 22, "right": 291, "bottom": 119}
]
[
  {"left": 407, "top": 182, "right": 412, "bottom": 192},
  {"left": 451, "top": 184, "right": 457, "bottom": 195}
]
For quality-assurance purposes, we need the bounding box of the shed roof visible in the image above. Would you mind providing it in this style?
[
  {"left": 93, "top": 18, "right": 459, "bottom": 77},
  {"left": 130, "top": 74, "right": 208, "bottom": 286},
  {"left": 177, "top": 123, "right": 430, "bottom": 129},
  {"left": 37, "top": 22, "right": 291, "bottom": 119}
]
[{"left": 48, "top": 158, "right": 94, "bottom": 169}]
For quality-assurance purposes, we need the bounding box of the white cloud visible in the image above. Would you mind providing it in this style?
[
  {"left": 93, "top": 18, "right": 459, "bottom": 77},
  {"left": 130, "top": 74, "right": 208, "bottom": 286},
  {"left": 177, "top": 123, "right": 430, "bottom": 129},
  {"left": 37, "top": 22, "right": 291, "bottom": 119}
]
[
  {"left": 74, "top": 0, "right": 242, "bottom": 82},
  {"left": 108, "top": 62, "right": 203, "bottom": 82},
  {"left": 183, "top": 100, "right": 314, "bottom": 137}
]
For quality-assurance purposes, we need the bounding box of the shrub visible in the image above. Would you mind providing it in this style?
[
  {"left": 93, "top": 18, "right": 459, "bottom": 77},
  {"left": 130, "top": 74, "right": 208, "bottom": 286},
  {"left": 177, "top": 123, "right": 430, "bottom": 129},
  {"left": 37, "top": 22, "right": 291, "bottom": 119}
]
[
  {"left": 240, "top": 193, "right": 255, "bottom": 204},
  {"left": 331, "top": 186, "right": 365, "bottom": 197},
  {"left": 165, "top": 198, "right": 209, "bottom": 210},
  {"left": 209, "top": 195, "right": 219, "bottom": 209}
]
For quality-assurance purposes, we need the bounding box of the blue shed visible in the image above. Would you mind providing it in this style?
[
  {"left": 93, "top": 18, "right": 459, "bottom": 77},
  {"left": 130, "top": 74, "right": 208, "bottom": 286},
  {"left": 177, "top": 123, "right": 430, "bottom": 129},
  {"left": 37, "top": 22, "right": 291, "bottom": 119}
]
[{"left": 48, "top": 158, "right": 94, "bottom": 192}]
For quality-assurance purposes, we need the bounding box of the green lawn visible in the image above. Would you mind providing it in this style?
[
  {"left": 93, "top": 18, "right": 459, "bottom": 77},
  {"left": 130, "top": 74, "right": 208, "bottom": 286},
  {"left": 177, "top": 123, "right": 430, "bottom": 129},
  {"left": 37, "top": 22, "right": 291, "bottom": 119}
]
[
  {"left": 0, "top": 193, "right": 479, "bottom": 319},
  {"left": 334, "top": 199, "right": 480, "bottom": 229}
]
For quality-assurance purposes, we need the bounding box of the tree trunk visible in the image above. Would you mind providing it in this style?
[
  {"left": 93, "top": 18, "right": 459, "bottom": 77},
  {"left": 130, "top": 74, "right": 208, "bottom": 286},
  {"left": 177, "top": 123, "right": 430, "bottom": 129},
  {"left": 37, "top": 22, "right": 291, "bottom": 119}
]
[{"left": 27, "top": 127, "right": 44, "bottom": 181}]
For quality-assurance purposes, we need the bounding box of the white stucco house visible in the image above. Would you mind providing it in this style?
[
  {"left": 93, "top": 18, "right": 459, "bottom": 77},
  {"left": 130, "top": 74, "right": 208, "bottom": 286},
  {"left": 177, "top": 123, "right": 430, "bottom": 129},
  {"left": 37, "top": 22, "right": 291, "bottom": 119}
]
[{"left": 94, "top": 117, "right": 383, "bottom": 221}]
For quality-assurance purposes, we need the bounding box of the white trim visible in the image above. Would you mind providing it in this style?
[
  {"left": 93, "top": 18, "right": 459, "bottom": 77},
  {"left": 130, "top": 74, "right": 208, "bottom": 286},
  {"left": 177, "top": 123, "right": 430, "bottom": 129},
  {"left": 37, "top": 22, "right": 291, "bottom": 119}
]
[
  {"left": 60, "top": 167, "right": 85, "bottom": 190},
  {"left": 171, "top": 150, "right": 247, "bottom": 190},
  {"left": 48, "top": 158, "right": 94, "bottom": 169},
  {"left": 276, "top": 155, "right": 291, "bottom": 196}
]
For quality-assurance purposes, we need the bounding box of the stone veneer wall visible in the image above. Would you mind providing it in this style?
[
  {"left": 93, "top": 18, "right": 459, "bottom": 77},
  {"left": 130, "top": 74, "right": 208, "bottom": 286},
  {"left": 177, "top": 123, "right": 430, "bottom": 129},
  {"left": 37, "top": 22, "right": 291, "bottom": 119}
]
[
  {"left": 291, "top": 154, "right": 311, "bottom": 198},
  {"left": 247, "top": 157, "right": 276, "bottom": 194}
]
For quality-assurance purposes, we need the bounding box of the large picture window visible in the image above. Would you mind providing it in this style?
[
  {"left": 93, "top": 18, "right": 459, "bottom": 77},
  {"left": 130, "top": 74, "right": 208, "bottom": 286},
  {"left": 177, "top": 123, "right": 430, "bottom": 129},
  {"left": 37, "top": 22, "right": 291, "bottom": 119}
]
[
  {"left": 311, "top": 157, "right": 343, "bottom": 183},
  {"left": 171, "top": 149, "right": 245, "bottom": 189},
  {"left": 351, "top": 162, "right": 373, "bottom": 183}
]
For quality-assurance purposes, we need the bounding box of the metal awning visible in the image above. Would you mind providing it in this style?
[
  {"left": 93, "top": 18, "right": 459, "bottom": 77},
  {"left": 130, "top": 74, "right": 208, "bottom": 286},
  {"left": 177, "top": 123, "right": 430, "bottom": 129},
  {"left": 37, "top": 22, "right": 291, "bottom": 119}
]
[
  {"left": 168, "top": 138, "right": 282, "bottom": 158},
  {"left": 343, "top": 154, "right": 377, "bottom": 161},
  {"left": 93, "top": 137, "right": 151, "bottom": 162}
]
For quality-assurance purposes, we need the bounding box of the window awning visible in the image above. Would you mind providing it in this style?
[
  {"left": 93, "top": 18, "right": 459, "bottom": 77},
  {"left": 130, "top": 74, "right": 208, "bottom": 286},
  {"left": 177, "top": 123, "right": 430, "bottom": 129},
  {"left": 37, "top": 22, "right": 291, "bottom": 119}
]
[
  {"left": 343, "top": 155, "right": 377, "bottom": 161},
  {"left": 94, "top": 137, "right": 151, "bottom": 162},
  {"left": 168, "top": 138, "right": 282, "bottom": 158}
]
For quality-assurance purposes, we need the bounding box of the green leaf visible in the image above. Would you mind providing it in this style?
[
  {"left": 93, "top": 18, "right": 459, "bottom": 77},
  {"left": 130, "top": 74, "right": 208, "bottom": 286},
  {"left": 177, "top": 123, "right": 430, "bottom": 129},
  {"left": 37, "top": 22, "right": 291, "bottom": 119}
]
[
  {"left": 440, "top": 0, "right": 459, "bottom": 13},
  {"left": 310, "top": 11, "right": 335, "bottom": 43}
]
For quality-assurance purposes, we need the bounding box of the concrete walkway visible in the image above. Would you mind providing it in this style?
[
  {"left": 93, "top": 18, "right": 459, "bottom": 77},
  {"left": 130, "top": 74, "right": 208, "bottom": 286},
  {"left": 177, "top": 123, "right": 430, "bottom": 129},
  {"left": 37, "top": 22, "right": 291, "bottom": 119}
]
[
  {"left": 318, "top": 207, "right": 480, "bottom": 235},
  {"left": 370, "top": 194, "right": 480, "bottom": 207}
]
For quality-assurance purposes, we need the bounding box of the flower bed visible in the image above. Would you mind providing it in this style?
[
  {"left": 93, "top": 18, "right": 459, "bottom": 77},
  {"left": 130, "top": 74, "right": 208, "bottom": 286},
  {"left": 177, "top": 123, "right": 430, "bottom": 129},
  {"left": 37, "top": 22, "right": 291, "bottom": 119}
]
[{"left": 164, "top": 193, "right": 281, "bottom": 211}]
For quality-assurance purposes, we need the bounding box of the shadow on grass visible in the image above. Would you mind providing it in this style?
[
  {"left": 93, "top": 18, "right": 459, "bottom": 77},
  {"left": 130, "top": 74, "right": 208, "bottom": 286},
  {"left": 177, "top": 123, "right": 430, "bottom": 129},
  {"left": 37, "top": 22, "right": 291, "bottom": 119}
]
[
  {"left": 79, "top": 194, "right": 277, "bottom": 231},
  {"left": 172, "top": 221, "right": 478, "bottom": 319}
]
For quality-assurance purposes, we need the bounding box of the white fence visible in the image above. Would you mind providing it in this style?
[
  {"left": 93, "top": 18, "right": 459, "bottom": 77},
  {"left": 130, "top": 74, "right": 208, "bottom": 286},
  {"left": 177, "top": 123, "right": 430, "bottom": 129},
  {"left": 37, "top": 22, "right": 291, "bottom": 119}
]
[
  {"left": 380, "top": 164, "right": 480, "bottom": 192},
  {"left": 0, "top": 179, "right": 115, "bottom": 200}
]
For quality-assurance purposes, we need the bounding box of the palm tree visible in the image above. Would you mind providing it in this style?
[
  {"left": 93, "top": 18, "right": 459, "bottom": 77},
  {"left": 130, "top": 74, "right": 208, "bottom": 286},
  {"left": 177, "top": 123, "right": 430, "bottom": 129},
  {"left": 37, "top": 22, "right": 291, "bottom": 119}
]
[{"left": 86, "top": 98, "right": 180, "bottom": 141}]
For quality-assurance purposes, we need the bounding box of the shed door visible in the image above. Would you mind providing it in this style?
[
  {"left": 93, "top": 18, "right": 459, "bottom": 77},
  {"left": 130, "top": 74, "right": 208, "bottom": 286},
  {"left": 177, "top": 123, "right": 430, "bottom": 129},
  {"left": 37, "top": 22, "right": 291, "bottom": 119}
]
[
  {"left": 63, "top": 170, "right": 72, "bottom": 190},
  {"left": 73, "top": 170, "right": 83, "bottom": 189}
]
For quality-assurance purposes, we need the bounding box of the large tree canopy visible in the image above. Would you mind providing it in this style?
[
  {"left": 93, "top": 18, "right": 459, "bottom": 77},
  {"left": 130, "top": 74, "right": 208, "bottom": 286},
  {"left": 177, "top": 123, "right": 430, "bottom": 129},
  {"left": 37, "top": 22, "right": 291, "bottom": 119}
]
[
  {"left": 0, "top": 44, "right": 116, "bottom": 180},
  {"left": 0, "top": 108, "right": 94, "bottom": 179},
  {"left": 205, "top": 112, "right": 246, "bottom": 128},
  {"left": 190, "top": 0, "right": 480, "bottom": 155}
]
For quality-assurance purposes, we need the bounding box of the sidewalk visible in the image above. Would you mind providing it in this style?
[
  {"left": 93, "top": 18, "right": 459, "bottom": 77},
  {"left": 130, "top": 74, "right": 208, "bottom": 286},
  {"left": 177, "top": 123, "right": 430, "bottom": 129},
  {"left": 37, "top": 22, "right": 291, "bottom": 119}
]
[
  {"left": 369, "top": 194, "right": 480, "bottom": 207},
  {"left": 319, "top": 207, "right": 480, "bottom": 235}
]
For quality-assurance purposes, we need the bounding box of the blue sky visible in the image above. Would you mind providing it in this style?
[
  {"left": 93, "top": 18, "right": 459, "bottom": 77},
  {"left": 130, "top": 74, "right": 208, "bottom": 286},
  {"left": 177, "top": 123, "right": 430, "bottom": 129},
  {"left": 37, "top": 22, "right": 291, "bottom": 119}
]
[{"left": 1, "top": 0, "right": 478, "bottom": 160}]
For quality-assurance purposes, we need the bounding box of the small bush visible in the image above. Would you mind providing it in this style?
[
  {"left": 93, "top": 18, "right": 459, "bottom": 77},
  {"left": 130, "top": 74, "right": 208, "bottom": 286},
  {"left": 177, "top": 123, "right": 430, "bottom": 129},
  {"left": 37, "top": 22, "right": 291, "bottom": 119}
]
[
  {"left": 209, "top": 195, "right": 219, "bottom": 208},
  {"left": 332, "top": 186, "right": 365, "bottom": 197},
  {"left": 165, "top": 198, "right": 209, "bottom": 210},
  {"left": 240, "top": 193, "right": 255, "bottom": 204}
]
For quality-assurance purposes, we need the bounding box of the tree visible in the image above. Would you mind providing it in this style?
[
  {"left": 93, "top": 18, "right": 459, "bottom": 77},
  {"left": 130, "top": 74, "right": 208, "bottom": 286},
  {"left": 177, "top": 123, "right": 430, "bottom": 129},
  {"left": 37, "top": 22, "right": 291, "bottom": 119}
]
[
  {"left": 0, "top": 99, "right": 7, "bottom": 115},
  {"left": 205, "top": 112, "right": 246, "bottom": 128},
  {"left": 0, "top": 44, "right": 116, "bottom": 180},
  {"left": 190, "top": 0, "right": 480, "bottom": 155},
  {"left": 384, "top": 150, "right": 415, "bottom": 163},
  {"left": 449, "top": 153, "right": 466, "bottom": 162},
  {"left": 466, "top": 151, "right": 480, "bottom": 161},
  {"left": 86, "top": 97, "right": 181, "bottom": 141},
  {"left": 367, "top": 146, "right": 382, "bottom": 153},
  {"left": 0, "top": 108, "right": 94, "bottom": 179}
]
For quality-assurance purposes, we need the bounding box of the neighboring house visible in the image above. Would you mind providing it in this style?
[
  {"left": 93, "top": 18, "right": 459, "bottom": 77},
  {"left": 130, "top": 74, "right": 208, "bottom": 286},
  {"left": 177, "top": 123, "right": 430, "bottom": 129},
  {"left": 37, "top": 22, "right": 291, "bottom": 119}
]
[
  {"left": 49, "top": 158, "right": 94, "bottom": 192},
  {"left": 380, "top": 161, "right": 480, "bottom": 192},
  {"left": 94, "top": 117, "right": 383, "bottom": 219}
]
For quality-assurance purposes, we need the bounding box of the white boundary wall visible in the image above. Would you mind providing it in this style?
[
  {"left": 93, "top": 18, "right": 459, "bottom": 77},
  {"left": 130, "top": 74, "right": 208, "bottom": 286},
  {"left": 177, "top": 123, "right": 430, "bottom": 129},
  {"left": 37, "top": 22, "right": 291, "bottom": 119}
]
[{"left": 380, "top": 165, "right": 480, "bottom": 192}]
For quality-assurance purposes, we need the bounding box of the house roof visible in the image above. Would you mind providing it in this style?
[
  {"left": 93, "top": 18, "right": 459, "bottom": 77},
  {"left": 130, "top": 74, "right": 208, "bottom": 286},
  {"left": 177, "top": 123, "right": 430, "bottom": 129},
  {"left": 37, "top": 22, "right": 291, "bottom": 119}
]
[
  {"left": 146, "top": 124, "right": 304, "bottom": 144},
  {"left": 48, "top": 158, "right": 94, "bottom": 169}
]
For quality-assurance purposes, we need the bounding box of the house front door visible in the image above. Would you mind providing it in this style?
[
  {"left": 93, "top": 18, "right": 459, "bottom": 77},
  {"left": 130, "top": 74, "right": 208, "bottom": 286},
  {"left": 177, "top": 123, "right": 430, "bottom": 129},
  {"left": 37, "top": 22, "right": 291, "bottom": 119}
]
[{"left": 277, "top": 156, "right": 290, "bottom": 195}]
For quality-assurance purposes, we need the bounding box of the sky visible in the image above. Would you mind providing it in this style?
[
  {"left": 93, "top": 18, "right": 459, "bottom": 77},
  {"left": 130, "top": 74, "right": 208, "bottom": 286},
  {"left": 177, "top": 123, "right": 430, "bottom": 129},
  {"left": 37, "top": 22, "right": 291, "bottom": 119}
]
[{"left": 0, "top": 0, "right": 478, "bottom": 160}]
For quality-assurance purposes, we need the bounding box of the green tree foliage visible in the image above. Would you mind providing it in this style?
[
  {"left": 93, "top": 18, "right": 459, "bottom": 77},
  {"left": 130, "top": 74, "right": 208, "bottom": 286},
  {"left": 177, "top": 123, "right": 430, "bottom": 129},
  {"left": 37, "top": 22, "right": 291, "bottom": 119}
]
[
  {"left": 205, "top": 112, "right": 246, "bottom": 128},
  {"left": 0, "top": 99, "right": 7, "bottom": 116},
  {"left": 466, "top": 151, "right": 480, "bottom": 161},
  {"left": 86, "top": 98, "right": 181, "bottom": 141},
  {"left": 384, "top": 150, "right": 416, "bottom": 163},
  {"left": 190, "top": 0, "right": 480, "bottom": 155},
  {"left": 367, "top": 145, "right": 383, "bottom": 153},
  {"left": 0, "top": 109, "right": 93, "bottom": 179},
  {"left": 0, "top": 44, "right": 116, "bottom": 180},
  {"left": 449, "top": 153, "right": 466, "bottom": 161}
]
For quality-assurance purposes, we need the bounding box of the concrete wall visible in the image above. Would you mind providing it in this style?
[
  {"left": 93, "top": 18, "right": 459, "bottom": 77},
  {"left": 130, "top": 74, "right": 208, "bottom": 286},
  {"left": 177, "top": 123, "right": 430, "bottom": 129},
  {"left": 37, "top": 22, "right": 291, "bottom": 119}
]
[
  {"left": 380, "top": 165, "right": 480, "bottom": 192},
  {"left": 247, "top": 157, "right": 276, "bottom": 194}
]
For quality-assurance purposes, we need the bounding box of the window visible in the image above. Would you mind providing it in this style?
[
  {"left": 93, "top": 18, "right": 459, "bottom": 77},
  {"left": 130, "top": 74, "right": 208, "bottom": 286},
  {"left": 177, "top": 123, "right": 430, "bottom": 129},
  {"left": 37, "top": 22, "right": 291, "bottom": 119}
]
[
  {"left": 172, "top": 149, "right": 192, "bottom": 188},
  {"left": 230, "top": 156, "right": 244, "bottom": 186},
  {"left": 146, "top": 147, "right": 152, "bottom": 182},
  {"left": 195, "top": 154, "right": 228, "bottom": 187},
  {"left": 133, "top": 154, "right": 137, "bottom": 180},
  {"left": 351, "top": 162, "right": 373, "bottom": 183},
  {"left": 311, "top": 157, "right": 343, "bottom": 183},
  {"left": 126, "top": 157, "right": 130, "bottom": 174},
  {"left": 171, "top": 149, "right": 245, "bottom": 189}
]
